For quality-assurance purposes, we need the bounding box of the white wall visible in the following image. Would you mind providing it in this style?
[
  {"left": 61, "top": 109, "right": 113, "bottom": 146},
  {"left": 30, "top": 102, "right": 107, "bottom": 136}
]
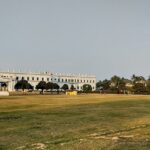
[{"left": 0, "top": 72, "right": 96, "bottom": 91}]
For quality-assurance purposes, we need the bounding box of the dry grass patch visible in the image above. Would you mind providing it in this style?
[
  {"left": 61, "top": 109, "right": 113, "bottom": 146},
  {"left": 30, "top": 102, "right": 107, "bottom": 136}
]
[{"left": 0, "top": 94, "right": 150, "bottom": 150}]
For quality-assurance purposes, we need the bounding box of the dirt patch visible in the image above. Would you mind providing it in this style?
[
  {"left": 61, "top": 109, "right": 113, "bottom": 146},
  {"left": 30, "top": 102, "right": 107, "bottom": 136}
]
[
  {"left": 31, "top": 143, "right": 47, "bottom": 150},
  {"left": 16, "top": 143, "right": 46, "bottom": 150}
]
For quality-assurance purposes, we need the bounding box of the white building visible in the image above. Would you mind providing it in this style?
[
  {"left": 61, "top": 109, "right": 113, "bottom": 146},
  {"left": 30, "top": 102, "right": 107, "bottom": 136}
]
[{"left": 0, "top": 71, "right": 96, "bottom": 92}]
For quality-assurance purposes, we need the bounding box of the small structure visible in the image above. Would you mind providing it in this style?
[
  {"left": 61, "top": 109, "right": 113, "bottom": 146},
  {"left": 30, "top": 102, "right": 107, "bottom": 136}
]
[{"left": 66, "top": 90, "right": 77, "bottom": 96}]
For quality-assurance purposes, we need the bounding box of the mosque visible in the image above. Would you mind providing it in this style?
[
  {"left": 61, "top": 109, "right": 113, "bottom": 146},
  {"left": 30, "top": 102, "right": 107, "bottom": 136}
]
[{"left": 0, "top": 71, "right": 96, "bottom": 92}]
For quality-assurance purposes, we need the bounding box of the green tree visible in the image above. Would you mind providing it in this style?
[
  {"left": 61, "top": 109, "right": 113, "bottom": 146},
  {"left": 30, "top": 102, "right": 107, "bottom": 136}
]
[
  {"left": 96, "top": 80, "right": 103, "bottom": 89},
  {"left": 15, "top": 80, "right": 33, "bottom": 91},
  {"left": 110, "top": 76, "right": 121, "bottom": 86},
  {"left": 70, "top": 85, "right": 75, "bottom": 90},
  {"left": 110, "top": 76, "right": 121, "bottom": 93},
  {"left": 133, "top": 83, "right": 147, "bottom": 94},
  {"left": 61, "top": 84, "right": 69, "bottom": 91},
  {"left": 117, "top": 78, "right": 126, "bottom": 93},
  {"left": 96, "top": 79, "right": 110, "bottom": 92},
  {"left": 82, "top": 84, "right": 92, "bottom": 93},
  {"left": 102, "top": 80, "right": 110, "bottom": 90},
  {"left": 36, "top": 81, "right": 47, "bottom": 94},
  {"left": 146, "top": 77, "right": 150, "bottom": 94},
  {"left": 131, "top": 75, "right": 146, "bottom": 94},
  {"left": 46, "top": 82, "right": 54, "bottom": 93},
  {"left": 110, "top": 76, "right": 127, "bottom": 94},
  {"left": 131, "top": 75, "right": 145, "bottom": 84},
  {"left": 53, "top": 83, "right": 60, "bottom": 94}
]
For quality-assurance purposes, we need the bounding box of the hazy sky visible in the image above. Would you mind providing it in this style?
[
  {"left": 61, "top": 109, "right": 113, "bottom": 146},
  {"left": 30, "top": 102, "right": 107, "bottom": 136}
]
[{"left": 0, "top": 0, "right": 150, "bottom": 80}]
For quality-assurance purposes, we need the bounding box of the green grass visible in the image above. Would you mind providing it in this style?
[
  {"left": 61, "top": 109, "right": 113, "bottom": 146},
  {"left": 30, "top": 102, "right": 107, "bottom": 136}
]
[{"left": 0, "top": 95, "right": 150, "bottom": 150}]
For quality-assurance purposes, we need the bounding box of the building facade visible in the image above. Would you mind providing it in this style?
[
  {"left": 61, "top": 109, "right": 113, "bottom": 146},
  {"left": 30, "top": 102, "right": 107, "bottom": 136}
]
[{"left": 0, "top": 71, "right": 96, "bottom": 92}]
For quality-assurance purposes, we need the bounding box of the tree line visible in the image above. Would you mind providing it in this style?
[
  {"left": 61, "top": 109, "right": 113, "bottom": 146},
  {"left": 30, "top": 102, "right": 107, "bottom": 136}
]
[
  {"left": 14, "top": 80, "right": 92, "bottom": 93},
  {"left": 96, "top": 75, "right": 150, "bottom": 94}
]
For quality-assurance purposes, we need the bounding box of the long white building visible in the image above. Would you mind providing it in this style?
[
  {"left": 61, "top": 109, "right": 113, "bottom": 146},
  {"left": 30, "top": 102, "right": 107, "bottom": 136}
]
[{"left": 0, "top": 71, "right": 96, "bottom": 92}]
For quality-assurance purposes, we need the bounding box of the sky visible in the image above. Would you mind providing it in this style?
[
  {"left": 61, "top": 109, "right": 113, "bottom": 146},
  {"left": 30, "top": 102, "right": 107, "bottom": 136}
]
[{"left": 0, "top": 0, "right": 150, "bottom": 80}]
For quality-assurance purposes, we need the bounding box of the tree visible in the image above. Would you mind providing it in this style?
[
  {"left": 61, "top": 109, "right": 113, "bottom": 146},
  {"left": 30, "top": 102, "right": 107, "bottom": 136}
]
[
  {"left": 110, "top": 76, "right": 121, "bottom": 93},
  {"left": 146, "top": 77, "right": 150, "bottom": 94},
  {"left": 133, "top": 83, "right": 147, "bottom": 94},
  {"left": 96, "top": 79, "right": 110, "bottom": 92},
  {"left": 36, "top": 81, "right": 47, "bottom": 94},
  {"left": 70, "top": 85, "right": 75, "bottom": 90},
  {"left": 53, "top": 83, "right": 60, "bottom": 94},
  {"left": 15, "top": 80, "right": 33, "bottom": 91},
  {"left": 131, "top": 75, "right": 145, "bottom": 84},
  {"left": 131, "top": 75, "right": 146, "bottom": 94},
  {"left": 53, "top": 83, "right": 60, "bottom": 90},
  {"left": 46, "top": 82, "right": 54, "bottom": 92},
  {"left": 28, "top": 83, "right": 34, "bottom": 90},
  {"left": 102, "top": 79, "right": 111, "bottom": 90},
  {"left": 61, "top": 84, "right": 69, "bottom": 91},
  {"left": 82, "top": 84, "right": 92, "bottom": 93},
  {"left": 109, "top": 76, "right": 128, "bottom": 94},
  {"left": 96, "top": 80, "right": 103, "bottom": 90},
  {"left": 117, "top": 78, "right": 126, "bottom": 93},
  {"left": 110, "top": 76, "right": 121, "bottom": 86}
]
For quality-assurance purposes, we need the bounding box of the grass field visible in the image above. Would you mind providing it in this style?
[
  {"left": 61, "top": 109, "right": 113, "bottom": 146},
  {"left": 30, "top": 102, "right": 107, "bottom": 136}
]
[{"left": 0, "top": 94, "right": 150, "bottom": 150}]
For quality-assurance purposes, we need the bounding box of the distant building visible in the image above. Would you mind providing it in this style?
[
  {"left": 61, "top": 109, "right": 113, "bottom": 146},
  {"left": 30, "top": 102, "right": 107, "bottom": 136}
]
[{"left": 0, "top": 71, "right": 96, "bottom": 92}]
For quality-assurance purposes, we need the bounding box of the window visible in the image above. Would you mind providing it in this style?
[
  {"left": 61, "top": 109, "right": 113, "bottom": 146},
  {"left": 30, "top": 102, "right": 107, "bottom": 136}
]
[
  {"left": 65, "top": 79, "right": 67, "bottom": 82},
  {"left": 81, "top": 80, "right": 82, "bottom": 83},
  {"left": 62, "top": 79, "right": 64, "bottom": 82},
  {"left": 47, "top": 78, "right": 49, "bottom": 81},
  {"left": 93, "top": 80, "right": 95, "bottom": 83},
  {"left": 77, "top": 80, "right": 79, "bottom": 82},
  {"left": 32, "top": 77, "right": 34, "bottom": 81},
  {"left": 22, "top": 77, "right": 24, "bottom": 80},
  {"left": 58, "top": 79, "right": 60, "bottom": 82},
  {"left": 37, "top": 77, "right": 39, "bottom": 81},
  {"left": 27, "top": 77, "right": 29, "bottom": 81},
  {"left": 42, "top": 78, "right": 44, "bottom": 81},
  {"left": 87, "top": 80, "right": 88, "bottom": 83}
]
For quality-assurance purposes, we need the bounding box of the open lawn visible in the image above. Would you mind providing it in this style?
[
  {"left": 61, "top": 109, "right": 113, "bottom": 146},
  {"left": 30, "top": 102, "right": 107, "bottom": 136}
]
[{"left": 0, "top": 94, "right": 150, "bottom": 150}]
